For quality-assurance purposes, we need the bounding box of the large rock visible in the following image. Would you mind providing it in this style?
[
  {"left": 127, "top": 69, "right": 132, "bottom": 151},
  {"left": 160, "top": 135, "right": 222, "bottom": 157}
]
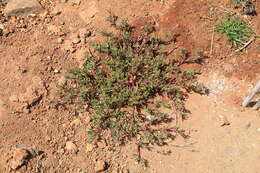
[
  {"left": 4, "top": 0, "right": 43, "bottom": 17},
  {"left": 9, "top": 76, "right": 45, "bottom": 112},
  {"left": 9, "top": 148, "right": 30, "bottom": 169},
  {"left": 18, "top": 76, "right": 45, "bottom": 106}
]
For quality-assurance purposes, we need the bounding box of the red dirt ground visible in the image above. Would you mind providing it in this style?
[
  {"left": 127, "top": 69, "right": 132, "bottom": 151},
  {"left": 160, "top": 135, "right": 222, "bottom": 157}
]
[{"left": 0, "top": 0, "right": 259, "bottom": 173}]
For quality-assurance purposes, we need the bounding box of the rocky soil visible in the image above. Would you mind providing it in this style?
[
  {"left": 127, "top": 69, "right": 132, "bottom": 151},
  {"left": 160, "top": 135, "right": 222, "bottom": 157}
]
[{"left": 0, "top": 0, "right": 259, "bottom": 173}]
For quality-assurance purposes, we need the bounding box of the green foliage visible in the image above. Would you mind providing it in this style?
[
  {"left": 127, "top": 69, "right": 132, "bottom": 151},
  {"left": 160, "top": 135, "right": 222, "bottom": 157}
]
[
  {"left": 233, "top": 0, "right": 247, "bottom": 7},
  {"left": 55, "top": 14, "right": 207, "bottom": 148},
  {"left": 215, "top": 16, "right": 253, "bottom": 47}
]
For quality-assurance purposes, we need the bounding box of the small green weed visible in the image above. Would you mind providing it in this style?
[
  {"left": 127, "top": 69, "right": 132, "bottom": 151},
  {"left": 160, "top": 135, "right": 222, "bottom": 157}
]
[
  {"left": 55, "top": 14, "right": 207, "bottom": 149},
  {"left": 215, "top": 16, "right": 253, "bottom": 47}
]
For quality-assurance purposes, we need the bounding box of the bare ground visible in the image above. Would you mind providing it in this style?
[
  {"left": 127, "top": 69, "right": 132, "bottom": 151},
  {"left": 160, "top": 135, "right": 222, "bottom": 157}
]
[{"left": 0, "top": 0, "right": 260, "bottom": 172}]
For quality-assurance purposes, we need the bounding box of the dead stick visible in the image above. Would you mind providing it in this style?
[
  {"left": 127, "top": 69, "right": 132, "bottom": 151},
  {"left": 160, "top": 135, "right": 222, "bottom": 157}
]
[
  {"left": 166, "top": 46, "right": 178, "bottom": 56},
  {"left": 235, "top": 37, "right": 255, "bottom": 52},
  {"left": 171, "top": 144, "right": 199, "bottom": 152},
  {"left": 217, "top": 6, "right": 237, "bottom": 15},
  {"left": 242, "top": 81, "right": 260, "bottom": 107},
  {"left": 210, "top": 29, "right": 214, "bottom": 55}
]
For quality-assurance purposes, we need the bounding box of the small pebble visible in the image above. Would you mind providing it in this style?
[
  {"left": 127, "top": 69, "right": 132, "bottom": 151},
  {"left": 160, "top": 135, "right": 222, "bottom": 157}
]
[
  {"left": 20, "top": 68, "right": 27, "bottom": 73},
  {"left": 57, "top": 38, "right": 64, "bottom": 44},
  {"left": 85, "top": 143, "right": 95, "bottom": 152},
  {"left": 95, "top": 160, "right": 106, "bottom": 172},
  {"left": 57, "top": 148, "right": 65, "bottom": 155},
  {"left": 72, "top": 0, "right": 81, "bottom": 5},
  {"left": 28, "top": 13, "right": 37, "bottom": 17},
  {"left": 97, "top": 141, "right": 106, "bottom": 149},
  {"left": 79, "top": 171, "right": 86, "bottom": 173},
  {"left": 51, "top": 8, "right": 62, "bottom": 16},
  {"left": 72, "top": 38, "right": 80, "bottom": 44},
  {"left": 65, "top": 141, "right": 78, "bottom": 152},
  {"left": 54, "top": 69, "right": 60, "bottom": 73}
]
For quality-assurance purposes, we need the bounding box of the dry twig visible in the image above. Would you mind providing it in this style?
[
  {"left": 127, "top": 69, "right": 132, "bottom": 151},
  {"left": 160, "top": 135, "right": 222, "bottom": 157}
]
[
  {"left": 235, "top": 37, "right": 255, "bottom": 52},
  {"left": 210, "top": 28, "right": 215, "bottom": 55}
]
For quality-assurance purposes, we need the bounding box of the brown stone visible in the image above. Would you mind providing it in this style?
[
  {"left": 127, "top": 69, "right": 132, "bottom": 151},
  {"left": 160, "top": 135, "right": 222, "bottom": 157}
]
[
  {"left": 50, "top": 7, "right": 62, "bottom": 16},
  {"left": 97, "top": 141, "right": 106, "bottom": 149},
  {"left": 95, "top": 160, "right": 106, "bottom": 172},
  {"left": 71, "top": 0, "right": 81, "bottom": 5},
  {"left": 4, "top": 0, "right": 43, "bottom": 17},
  {"left": 78, "top": 28, "right": 91, "bottom": 44},
  {"left": 18, "top": 76, "right": 44, "bottom": 106},
  {"left": 57, "top": 37, "right": 64, "bottom": 44},
  {"left": 65, "top": 141, "right": 78, "bottom": 152},
  {"left": 9, "top": 148, "right": 30, "bottom": 169}
]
